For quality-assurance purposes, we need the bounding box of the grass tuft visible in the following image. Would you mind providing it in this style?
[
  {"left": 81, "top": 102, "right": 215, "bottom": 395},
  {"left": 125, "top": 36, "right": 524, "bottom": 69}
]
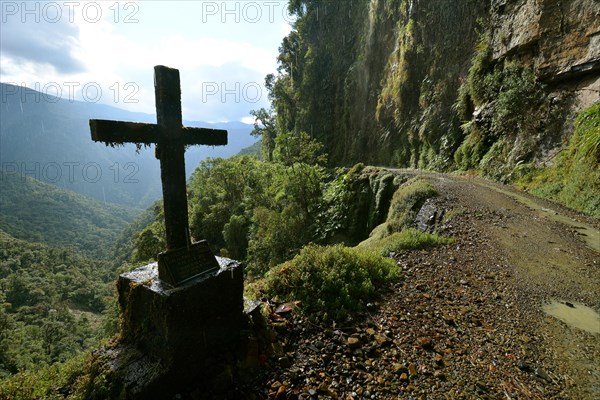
[
  {"left": 361, "top": 228, "right": 453, "bottom": 256},
  {"left": 385, "top": 178, "right": 437, "bottom": 234}
]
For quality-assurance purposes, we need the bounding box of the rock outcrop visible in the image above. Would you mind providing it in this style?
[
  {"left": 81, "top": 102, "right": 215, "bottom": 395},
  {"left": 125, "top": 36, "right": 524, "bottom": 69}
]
[{"left": 490, "top": 0, "right": 599, "bottom": 113}]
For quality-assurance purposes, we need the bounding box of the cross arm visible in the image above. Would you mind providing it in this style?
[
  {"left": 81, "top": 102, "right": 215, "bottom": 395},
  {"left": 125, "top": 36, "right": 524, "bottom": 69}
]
[
  {"left": 182, "top": 127, "right": 228, "bottom": 146},
  {"left": 90, "top": 120, "right": 227, "bottom": 147},
  {"left": 90, "top": 119, "right": 161, "bottom": 145}
]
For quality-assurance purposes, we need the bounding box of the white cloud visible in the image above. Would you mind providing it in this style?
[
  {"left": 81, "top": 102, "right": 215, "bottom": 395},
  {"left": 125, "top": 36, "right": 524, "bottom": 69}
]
[
  {"left": 0, "top": 0, "right": 287, "bottom": 121},
  {"left": 241, "top": 116, "right": 255, "bottom": 124}
]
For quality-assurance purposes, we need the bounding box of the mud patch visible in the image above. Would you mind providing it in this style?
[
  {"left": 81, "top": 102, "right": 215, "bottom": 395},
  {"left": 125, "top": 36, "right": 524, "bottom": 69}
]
[
  {"left": 543, "top": 300, "right": 600, "bottom": 334},
  {"left": 472, "top": 180, "right": 600, "bottom": 252}
]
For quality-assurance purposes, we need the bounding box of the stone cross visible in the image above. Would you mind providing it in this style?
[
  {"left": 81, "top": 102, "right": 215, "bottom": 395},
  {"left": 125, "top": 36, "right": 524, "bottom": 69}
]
[{"left": 90, "top": 65, "right": 227, "bottom": 285}]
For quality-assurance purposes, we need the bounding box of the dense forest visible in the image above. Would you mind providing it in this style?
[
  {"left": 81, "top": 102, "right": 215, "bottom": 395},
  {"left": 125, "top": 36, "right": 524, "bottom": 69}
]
[
  {"left": 0, "top": 229, "right": 116, "bottom": 377},
  {"left": 0, "top": 172, "right": 144, "bottom": 381}
]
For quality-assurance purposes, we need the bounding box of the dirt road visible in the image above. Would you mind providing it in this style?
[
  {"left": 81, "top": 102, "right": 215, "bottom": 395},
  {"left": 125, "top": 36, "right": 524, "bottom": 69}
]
[
  {"left": 423, "top": 173, "right": 600, "bottom": 399},
  {"left": 239, "top": 172, "right": 600, "bottom": 399}
]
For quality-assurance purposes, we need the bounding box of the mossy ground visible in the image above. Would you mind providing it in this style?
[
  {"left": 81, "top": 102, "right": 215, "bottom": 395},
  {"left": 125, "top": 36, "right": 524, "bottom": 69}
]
[{"left": 360, "top": 228, "right": 453, "bottom": 256}]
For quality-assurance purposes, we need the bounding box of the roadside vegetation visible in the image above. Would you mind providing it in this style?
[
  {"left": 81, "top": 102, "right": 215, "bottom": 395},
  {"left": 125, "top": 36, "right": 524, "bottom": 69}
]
[
  {"left": 248, "top": 244, "right": 400, "bottom": 321},
  {"left": 516, "top": 104, "right": 600, "bottom": 218}
]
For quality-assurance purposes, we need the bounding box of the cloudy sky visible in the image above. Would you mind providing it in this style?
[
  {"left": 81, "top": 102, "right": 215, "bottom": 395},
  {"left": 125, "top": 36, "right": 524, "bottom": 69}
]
[{"left": 0, "top": 1, "right": 292, "bottom": 122}]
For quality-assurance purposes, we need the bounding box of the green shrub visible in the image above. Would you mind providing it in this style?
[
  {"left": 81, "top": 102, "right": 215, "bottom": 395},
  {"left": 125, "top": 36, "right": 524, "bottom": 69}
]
[
  {"left": 362, "top": 228, "right": 453, "bottom": 255},
  {"left": 250, "top": 244, "right": 400, "bottom": 321}
]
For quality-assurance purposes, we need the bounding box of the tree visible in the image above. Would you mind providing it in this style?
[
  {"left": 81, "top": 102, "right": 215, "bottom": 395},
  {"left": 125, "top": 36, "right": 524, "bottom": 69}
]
[
  {"left": 273, "top": 131, "right": 327, "bottom": 166},
  {"left": 250, "top": 107, "right": 277, "bottom": 162}
]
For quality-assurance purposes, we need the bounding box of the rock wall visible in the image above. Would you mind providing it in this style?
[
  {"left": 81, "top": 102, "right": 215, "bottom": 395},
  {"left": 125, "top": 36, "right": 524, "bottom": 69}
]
[
  {"left": 489, "top": 0, "right": 599, "bottom": 118},
  {"left": 490, "top": 0, "right": 599, "bottom": 81},
  {"left": 279, "top": 0, "right": 599, "bottom": 177}
]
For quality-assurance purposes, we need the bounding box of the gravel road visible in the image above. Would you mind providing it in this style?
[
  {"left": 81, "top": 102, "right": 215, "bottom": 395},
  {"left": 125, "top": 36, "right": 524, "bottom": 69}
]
[{"left": 203, "top": 173, "right": 600, "bottom": 400}]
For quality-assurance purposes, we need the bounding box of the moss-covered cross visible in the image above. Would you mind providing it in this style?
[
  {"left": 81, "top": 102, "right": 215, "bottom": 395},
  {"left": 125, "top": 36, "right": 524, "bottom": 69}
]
[{"left": 90, "top": 65, "right": 227, "bottom": 258}]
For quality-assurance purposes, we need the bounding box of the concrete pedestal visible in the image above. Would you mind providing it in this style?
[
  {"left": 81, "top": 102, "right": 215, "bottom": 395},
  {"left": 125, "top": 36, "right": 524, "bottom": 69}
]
[{"left": 96, "top": 257, "right": 244, "bottom": 398}]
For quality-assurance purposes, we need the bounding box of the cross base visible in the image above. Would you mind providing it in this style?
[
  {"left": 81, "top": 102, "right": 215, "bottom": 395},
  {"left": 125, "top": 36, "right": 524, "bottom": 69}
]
[
  {"left": 118, "top": 259, "right": 243, "bottom": 360},
  {"left": 93, "top": 259, "right": 244, "bottom": 398}
]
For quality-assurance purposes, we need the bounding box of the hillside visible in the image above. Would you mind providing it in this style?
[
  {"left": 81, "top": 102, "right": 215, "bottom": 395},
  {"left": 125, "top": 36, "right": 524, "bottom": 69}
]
[
  {"left": 0, "top": 229, "right": 114, "bottom": 376},
  {"left": 0, "top": 169, "right": 139, "bottom": 259},
  {"left": 266, "top": 0, "right": 599, "bottom": 178},
  {"left": 0, "top": 83, "right": 257, "bottom": 208}
]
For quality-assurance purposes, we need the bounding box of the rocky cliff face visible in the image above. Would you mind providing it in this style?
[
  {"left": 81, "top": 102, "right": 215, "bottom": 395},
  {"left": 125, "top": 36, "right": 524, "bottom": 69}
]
[
  {"left": 490, "top": 0, "right": 599, "bottom": 86},
  {"left": 366, "top": 0, "right": 488, "bottom": 169},
  {"left": 471, "top": 0, "right": 599, "bottom": 177},
  {"left": 273, "top": 0, "right": 599, "bottom": 179},
  {"left": 366, "top": 0, "right": 600, "bottom": 176},
  {"left": 489, "top": 0, "right": 599, "bottom": 124}
]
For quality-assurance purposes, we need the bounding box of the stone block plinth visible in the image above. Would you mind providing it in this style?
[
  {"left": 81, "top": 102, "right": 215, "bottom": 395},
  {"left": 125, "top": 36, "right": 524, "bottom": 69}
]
[{"left": 116, "top": 257, "right": 244, "bottom": 365}]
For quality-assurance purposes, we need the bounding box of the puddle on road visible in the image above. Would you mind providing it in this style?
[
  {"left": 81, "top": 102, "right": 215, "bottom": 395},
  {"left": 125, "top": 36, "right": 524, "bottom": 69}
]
[
  {"left": 536, "top": 209, "right": 600, "bottom": 253},
  {"left": 543, "top": 300, "right": 600, "bottom": 334}
]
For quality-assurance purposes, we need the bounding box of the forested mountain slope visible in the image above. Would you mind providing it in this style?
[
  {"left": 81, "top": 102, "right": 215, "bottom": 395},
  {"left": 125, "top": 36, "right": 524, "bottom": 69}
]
[
  {"left": 0, "top": 83, "right": 257, "bottom": 208},
  {"left": 0, "top": 169, "right": 139, "bottom": 259}
]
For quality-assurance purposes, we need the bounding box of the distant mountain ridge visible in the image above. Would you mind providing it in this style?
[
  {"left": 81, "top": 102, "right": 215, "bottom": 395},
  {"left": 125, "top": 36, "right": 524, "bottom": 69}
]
[
  {"left": 0, "top": 83, "right": 258, "bottom": 208},
  {"left": 0, "top": 169, "right": 139, "bottom": 259}
]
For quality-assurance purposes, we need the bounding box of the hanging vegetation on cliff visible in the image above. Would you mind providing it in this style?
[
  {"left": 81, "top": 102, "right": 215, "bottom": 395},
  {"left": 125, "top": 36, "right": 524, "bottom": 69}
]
[{"left": 262, "top": 0, "right": 598, "bottom": 203}]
